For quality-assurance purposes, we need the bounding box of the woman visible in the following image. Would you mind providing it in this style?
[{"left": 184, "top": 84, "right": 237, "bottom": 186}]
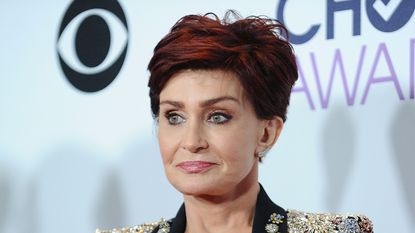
[{"left": 97, "top": 11, "right": 373, "bottom": 233}]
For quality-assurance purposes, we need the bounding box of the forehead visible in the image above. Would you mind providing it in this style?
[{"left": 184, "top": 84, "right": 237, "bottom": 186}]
[{"left": 160, "top": 69, "right": 247, "bottom": 102}]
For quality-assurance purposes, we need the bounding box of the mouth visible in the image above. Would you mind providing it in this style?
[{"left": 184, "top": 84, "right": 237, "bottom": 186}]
[{"left": 176, "top": 161, "right": 217, "bottom": 174}]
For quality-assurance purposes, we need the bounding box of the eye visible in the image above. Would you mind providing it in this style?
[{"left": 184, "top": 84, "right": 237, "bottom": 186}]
[
  {"left": 166, "top": 113, "right": 185, "bottom": 125},
  {"left": 207, "top": 112, "right": 232, "bottom": 124}
]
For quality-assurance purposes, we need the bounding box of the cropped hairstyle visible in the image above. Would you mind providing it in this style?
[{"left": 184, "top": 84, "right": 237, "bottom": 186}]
[{"left": 148, "top": 11, "right": 298, "bottom": 122}]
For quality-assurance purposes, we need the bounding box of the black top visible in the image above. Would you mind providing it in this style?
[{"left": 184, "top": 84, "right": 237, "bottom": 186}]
[{"left": 152, "top": 184, "right": 287, "bottom": 233}]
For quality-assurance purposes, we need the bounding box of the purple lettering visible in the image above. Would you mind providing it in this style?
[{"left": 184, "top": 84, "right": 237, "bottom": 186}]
[
  {"left": 361, "top": 43, "right": 404, "bottom": 104},
  {"left": 292, "top": 58, "right": 316, "bottom": 110},
  {"left": 411, "top": 38, "right": 414, "bottom": 99},
  {"left": 311, "top": 47, "right": 366, "bottom": 109},
  {"left": 311, "top": 52, "right": 329, "bottom": 108}
]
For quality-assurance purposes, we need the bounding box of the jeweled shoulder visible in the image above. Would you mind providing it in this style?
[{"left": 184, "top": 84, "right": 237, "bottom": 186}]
[
  {"left": 96, "top": 210, "right": 373, "bottom": 233},
  {"left": 95, "top": 218, "right": 169, "bottom": 233},
  {"left": 287, "top": 209, "right": 373, "bottom": 233}
]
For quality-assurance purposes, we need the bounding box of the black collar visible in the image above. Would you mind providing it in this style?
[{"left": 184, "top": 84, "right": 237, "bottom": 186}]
[{"left": 155, "top": 184, "right": 287, "bottom": 233}]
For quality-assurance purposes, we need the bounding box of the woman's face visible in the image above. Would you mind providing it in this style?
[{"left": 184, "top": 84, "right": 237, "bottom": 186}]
[{"left": 158, "top": 69, "right": 270, "bottom": 197}]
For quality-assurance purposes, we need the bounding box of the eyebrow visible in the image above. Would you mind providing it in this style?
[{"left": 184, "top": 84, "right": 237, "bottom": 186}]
[{"left": 159, "top": 96, "right": 240, "bottom": 108}]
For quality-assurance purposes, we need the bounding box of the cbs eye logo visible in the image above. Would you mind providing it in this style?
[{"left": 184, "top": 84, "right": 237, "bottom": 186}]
[{"left": 57, "top": 0, "right": 128, "bottom": 92}]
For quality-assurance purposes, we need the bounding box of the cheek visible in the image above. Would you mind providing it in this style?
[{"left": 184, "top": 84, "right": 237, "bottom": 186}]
[
  {"left": 214, "top": 126, "right": 258, "bottom": 164},
  {"left": 158, "top": 127, "right": 178, "bottom": 164}
]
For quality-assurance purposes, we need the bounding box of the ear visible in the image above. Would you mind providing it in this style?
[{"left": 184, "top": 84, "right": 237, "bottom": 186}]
[{"left": 257, "top": 116, "right": 284, "bottom": 151}]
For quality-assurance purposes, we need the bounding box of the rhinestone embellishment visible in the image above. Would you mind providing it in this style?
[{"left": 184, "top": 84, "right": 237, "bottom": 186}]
[{"left": 265, "top": 213, "right": 284, "bottom": 233}]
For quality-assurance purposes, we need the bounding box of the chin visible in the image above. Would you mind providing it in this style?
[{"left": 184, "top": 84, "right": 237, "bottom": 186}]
[{"left": 167, "top": 172, "right": 228, "bottom": 197}]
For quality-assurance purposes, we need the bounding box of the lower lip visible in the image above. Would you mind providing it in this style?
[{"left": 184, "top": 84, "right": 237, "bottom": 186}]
[{"left": 176, "top": 161, "right": 216, "bottom": 173}]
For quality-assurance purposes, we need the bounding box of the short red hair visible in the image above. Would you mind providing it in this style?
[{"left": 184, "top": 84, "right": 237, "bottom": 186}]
[{"left": 148, "top": 11, "right": 298, "bottom": 121}]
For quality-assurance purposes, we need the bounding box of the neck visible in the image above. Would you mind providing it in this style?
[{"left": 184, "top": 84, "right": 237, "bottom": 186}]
[{"left": 183, "top": 165, "right": 259, "bottom": 233}]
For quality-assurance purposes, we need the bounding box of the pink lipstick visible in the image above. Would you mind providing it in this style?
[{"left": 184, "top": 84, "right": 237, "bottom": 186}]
[{"left": 176, "top": 161, "right": 216, "bottom": 173}]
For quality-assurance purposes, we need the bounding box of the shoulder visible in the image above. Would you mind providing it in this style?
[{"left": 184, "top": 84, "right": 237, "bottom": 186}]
[
  {"left": 286, "top": 209, "right": 373, "bottom": 233},
  {"left": 95, "top": 218, "right": 170, "bottom": 233},
  {"left": 95, "top": 210, "right": 374, "bottom": 233}
]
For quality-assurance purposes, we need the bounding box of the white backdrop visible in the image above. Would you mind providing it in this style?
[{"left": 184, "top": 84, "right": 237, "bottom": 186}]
[{"left": 0, "top": 1, "right": 414, "bottom": 233}]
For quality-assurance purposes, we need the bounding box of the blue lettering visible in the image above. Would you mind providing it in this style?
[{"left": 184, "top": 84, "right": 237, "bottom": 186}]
[
  {"left": 276, "top": 0, "right": 320, "bottom": 44},
  {"left": 366, "top": 0, "right": 415, "bottom": 32},
  {"left": 327, "top": 0, "right": 361, "bottom": 40}
]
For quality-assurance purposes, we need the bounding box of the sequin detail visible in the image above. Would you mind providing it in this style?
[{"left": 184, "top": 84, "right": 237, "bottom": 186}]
[
  {"left": 95, "top": 210, "right": 373, "bottom": 233},
  {"left": 287, "top": 209, "right": 373, "bottom": 233},
  {"left": 265, "top": 212, "right": 285, "bottom": 233},
  {"left": 95, "top": 218, "right": 170, "bottom": 233}
]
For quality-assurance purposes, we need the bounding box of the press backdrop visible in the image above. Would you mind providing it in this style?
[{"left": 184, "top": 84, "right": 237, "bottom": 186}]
[{"left": 0, "top": 1, "right": 414, "bottom": 233}]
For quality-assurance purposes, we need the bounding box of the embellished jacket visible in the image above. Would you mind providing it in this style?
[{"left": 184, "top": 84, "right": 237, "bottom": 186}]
[{"left": 96, "top": 185, "right": 373, "bottom": 233}]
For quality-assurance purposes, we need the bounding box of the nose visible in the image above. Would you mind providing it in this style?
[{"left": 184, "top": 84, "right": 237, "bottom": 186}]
[{"left": 181, "top": 120, "right": 208, "bottom": 153}]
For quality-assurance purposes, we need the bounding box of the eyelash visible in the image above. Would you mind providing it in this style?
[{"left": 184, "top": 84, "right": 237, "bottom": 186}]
[
  {"left": 163, "top": 111, "right": 232, "bottom": 125},
  {"left": 164, "top": 112, "right": 184, "bottom": 125},
  {"left": 207, "top": 111, "right": 232, "bottom": 124}
]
